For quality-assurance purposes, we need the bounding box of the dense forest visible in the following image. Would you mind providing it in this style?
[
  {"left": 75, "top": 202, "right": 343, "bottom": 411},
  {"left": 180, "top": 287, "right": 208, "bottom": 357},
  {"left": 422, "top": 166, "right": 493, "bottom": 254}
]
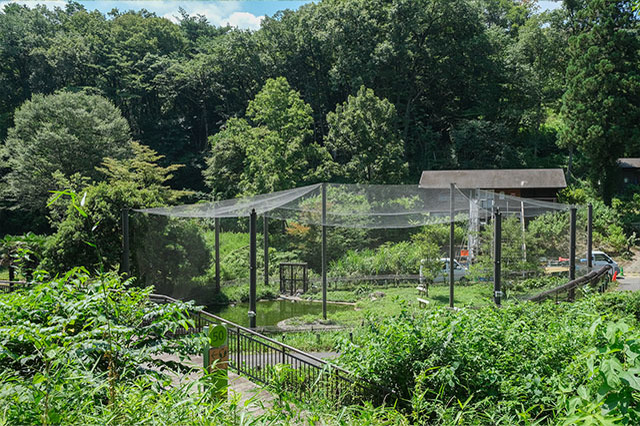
[{"left": 0, "top": 0, "right": 638, "bottom": 236}]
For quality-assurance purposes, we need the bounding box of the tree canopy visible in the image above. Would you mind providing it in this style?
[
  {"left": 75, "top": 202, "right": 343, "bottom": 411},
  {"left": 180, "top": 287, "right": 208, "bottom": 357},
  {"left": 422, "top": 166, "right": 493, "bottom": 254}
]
[
  {"left": 559, "top": 0, "right": 640, "bottom": 203},
  {"left": 325, "top": 86, "right": 408, "bottom": 183},
  {"left": 0, "top": 0, "right": 638, "bottom": 235},
  {"left": 205, "top": 77, "right": 331, "bottom": 196},
  {"left": 1, "top": 90, "right": 132, "bottom": 214}
]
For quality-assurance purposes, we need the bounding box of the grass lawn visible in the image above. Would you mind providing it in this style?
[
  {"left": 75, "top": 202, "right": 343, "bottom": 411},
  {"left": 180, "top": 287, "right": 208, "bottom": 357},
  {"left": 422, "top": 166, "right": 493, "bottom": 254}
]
[
  {"left": 286, "top": 283, "right": 494, "bottom": 327},
  {"left": 0, "top": 267, "right": 10, "bottom": 280}
]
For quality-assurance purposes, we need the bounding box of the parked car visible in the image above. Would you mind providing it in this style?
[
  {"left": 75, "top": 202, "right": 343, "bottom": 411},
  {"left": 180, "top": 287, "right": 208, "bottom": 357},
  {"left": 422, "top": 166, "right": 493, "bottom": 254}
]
[
  {"left": 421, "top": 258, "right": 469, "bottom": 283},
  {"left": 580, "top": 251, "right": 620, "bottom": 275},
  {"left": 546, "top": 251, "right": 620, "bottom": 277}
]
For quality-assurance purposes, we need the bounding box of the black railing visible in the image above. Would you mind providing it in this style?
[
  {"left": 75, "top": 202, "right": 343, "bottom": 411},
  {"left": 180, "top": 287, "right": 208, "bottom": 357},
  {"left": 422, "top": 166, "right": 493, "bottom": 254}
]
[
  {"left": 528, "top": 265, "right": 612, "bottom": 303},
  {"left": 149, "top": 293, "right": 392, "bottom": 405}
]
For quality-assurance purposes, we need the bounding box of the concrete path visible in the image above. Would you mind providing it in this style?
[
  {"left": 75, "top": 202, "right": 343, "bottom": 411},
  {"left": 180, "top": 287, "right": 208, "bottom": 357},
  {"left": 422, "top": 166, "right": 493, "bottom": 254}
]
[
  {"left": 155, "top": 351, "right": 339, "bottom": 416},
  {"left": 153, "top": 353, "right": 276, "bottom": 416},
  {"left": 616, "top": 249, "right": 640, "bottom": 292}
]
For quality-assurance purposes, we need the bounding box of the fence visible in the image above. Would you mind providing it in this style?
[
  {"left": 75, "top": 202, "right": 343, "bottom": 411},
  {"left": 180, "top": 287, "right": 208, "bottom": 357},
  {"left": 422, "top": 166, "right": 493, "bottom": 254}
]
[
  {"left": 0, "top": 280, "right": 27, "bottom": 294},
  {"left": 528, "top": 265, "right": 612, "bottom": 303},
  {"left": 279, "top": 262, "right": 308, "bottom": 295},
  {"left": 149, "top": 293, "right": 392, "bottom": 405}
]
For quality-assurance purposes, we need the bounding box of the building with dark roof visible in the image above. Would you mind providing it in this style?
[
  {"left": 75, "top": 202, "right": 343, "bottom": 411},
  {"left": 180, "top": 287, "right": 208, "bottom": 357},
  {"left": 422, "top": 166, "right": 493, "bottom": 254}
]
[
  {"left": 419, "top": 168, "right": 567, "bottom": 202},
  {"left": 618, "top": 158, "right": 640, "bottom": 188}
]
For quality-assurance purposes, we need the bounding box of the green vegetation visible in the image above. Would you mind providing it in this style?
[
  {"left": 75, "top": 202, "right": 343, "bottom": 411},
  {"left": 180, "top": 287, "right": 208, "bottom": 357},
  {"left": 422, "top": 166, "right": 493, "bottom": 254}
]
[
  {"left": 4, "top": 267, "right": 639, "bottom": 425},
  {"left": 337, "top": 291, "right": 640, "bottom": 424},
  {"left": 0, "top": 269, "right": 406, "bottom": 425},
  {"left": 326, "top": 86, "right": 408, "bottom": 183},
  {"left": 1, "top": 0, "right": 639, "bottom": 236},
  {"left": 559, "top": 1, "right": 639, "bottom": 203},
  {"left": 2, "top": 91, "right": 133, "bottom": 220},
  {"left": 0, "top": 0, "right": 639, "bottom": 422}
]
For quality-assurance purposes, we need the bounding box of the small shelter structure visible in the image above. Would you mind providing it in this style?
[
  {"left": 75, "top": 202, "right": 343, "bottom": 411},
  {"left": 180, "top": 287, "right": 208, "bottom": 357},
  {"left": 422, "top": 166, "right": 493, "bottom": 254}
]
[{"left": 618, "top": 158, "right": 640, "bottom": 189}]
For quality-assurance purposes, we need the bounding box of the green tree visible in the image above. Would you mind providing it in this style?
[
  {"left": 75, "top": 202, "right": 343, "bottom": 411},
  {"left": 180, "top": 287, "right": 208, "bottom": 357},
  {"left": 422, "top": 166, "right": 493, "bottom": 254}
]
[
  {"left": 325, "top": 86, "right": 407, "bottom": 183},
  {"left": 0, "top": 3, "right": 57, "bottom": 138},
  {"left": 203, "top": 117, "right": 250, "bottom": 200},
  {"left": 559, "top": 0, "right": 640, "bottom": 204},
  {"left": 1, "top": 90, "right": 133, "bottom": 214},
  {"left": 205, "top": 77, "right": 331, "bottom": 197},
  {"left": 450, "top": 119, "right": 521, "bottom": 169},
  {"left": 241, "top": 76, "right": 327, "bottom": 194},
  {"left": 44, "top": 142, "right": 188, "bottom": 273}
]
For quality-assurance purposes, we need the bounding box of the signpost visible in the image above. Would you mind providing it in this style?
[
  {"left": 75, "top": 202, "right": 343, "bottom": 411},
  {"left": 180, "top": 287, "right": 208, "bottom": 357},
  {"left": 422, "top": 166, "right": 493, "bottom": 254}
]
[{"left": 203, "top": 324, "right": 228, "bottom": 398}]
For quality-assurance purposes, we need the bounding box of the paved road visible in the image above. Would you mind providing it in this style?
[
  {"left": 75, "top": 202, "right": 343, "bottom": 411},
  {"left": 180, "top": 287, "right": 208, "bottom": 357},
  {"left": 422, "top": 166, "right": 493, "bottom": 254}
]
[{"left": 616, "top": 249, "right": 640, "bottom": 292}]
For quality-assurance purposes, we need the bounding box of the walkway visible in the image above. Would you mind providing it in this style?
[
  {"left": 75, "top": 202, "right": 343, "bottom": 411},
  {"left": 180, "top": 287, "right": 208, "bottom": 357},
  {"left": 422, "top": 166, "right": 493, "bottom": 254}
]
[{"left": 156, "top": 351, "right": 339, "bottom": 415}]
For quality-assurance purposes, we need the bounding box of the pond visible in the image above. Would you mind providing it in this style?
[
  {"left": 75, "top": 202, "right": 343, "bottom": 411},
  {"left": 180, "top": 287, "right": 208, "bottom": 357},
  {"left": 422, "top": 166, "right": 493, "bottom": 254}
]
[{"left": 208, "top": 299, "right": 353, "bottom": 328}]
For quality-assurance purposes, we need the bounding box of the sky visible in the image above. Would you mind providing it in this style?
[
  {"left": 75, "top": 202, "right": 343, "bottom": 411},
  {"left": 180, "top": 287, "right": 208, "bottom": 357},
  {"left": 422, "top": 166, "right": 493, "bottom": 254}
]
[{"left": 0, "top": 0, "right": 563, "bottom": 31}]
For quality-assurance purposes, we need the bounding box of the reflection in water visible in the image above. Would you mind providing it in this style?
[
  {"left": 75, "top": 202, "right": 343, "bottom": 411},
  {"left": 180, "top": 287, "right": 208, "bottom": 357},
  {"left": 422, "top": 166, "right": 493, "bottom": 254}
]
[{"left": 208, "top": 300, "right": 352, "bottom": 327}]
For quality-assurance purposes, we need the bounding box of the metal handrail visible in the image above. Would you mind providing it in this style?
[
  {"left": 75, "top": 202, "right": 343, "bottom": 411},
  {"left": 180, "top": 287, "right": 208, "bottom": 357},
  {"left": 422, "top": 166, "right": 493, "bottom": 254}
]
[
  {"left": 527, "top": 265, "right": 612, "bottom": 302},
  {"left": 149, "top": 293, "right": 374, "bottom": 386}
]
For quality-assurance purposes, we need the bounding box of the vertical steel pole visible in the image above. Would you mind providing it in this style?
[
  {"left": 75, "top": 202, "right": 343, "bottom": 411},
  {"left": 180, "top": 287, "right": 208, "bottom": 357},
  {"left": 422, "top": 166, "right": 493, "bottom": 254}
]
[
  {"left": 8, "top": 261, "right": 15, "bottom": 283},
  {"left": 569, "top": 206, "right": 577, "bottom": 301},
  {"left": 322, "top": 183, "right": 327, "bottom": 320},
  {"left": 249, "top": 209, "right": 257, "bottom": 328},
  {"left": 493, "top": 209, "right": 502, "bottom": 306},
  {"left": 121, "top": 208, "right": 130, "bottom": 277},
  {"left": 449, "top": 183, "right": 455, "bottom": 308},
  {"left": 215, "top": 217, "right": 220, "bottom": 293},
  {"left": 569, "top": 207, "right": 577, "bottom": 281},
  {"left": 587, "top": 203, "right": 593, "bottom": 271},
  {"left": 263, "top": 215, "right": 269, "bottom": 287}
]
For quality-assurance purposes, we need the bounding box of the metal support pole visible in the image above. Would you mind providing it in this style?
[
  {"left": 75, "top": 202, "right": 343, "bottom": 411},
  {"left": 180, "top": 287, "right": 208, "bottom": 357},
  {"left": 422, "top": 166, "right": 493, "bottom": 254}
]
[
  {"left": 263, "top": 215, "right": 269, "bottom": 287},
  {"left": 449, "top": 183, "right": 455, "bottom": 308},
  {"left": 569, "top": 206, "right": 577, "bottom": 301},
  {"left": 249, "top": 209, "right": 257, "bottom": 328},
  {"left": 215, "top": 218, "right": 220, "bottom": 293},
  {"left": 8, "top": 261, "right": 14, "bottom": 283},
  {"left": 493, "top": 209, "right": 502, "bottom": 306},
  {"left": 587, "top": 203, "right": 593, "bottom": 271},
  {"left": 322, "top": 183, "right": 327, "bottom": 320},
  {"left": 121, "top": 208, "right": 130, "bottom": 277}
]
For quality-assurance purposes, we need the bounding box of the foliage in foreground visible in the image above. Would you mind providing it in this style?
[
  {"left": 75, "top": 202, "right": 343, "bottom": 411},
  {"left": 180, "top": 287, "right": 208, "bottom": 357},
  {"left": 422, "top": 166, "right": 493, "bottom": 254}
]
[
  {"left": 0, "top": 268, "right": 408, "bottom": 425},
  {"left": 338, "top": 292, "right": 640, "bottom": 425}
]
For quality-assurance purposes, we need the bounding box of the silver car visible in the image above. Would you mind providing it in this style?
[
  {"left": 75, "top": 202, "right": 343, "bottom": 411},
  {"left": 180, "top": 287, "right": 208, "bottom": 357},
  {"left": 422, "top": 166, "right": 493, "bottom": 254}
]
[{"left": 421, "top": 258, "right": 469, "bottom": 283}]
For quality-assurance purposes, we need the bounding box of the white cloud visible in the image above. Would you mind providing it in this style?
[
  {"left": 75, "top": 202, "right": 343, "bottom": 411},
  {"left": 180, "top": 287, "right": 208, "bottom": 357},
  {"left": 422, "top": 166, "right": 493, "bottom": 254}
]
[
  {"left": 1, "top": 0, "right": 67, "bottom": 11},
  {"left": 1, "top": 1, "right": 263, "bottom": 30},
  {"left": 162, "top": 4, "right": 263, "bottom": 30},
  {"left": 225, "top": 11, "right": 263, "bottom": 30},
  {"left": 162, "top": 3, "right": 263, "bottom": 30}
]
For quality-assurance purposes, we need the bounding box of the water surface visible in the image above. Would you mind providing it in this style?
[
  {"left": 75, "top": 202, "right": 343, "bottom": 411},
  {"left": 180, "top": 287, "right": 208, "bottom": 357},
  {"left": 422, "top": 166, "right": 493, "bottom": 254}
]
[{"left": 208, "top": 299, "right": 352, "bottom": 328}]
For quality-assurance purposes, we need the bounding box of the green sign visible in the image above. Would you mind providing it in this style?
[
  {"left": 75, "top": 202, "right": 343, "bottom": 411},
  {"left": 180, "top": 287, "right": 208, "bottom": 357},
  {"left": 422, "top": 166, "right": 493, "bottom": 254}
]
[{"left": 208, "top": 324, "right": 227, "bottom": 347}]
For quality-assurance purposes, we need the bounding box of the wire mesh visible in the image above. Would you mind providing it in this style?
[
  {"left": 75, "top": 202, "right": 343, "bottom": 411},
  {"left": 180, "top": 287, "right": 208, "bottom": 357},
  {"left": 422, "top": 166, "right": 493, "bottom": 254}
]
[{"left": 131, "top": 183, "right": 581, "bottom": 313}]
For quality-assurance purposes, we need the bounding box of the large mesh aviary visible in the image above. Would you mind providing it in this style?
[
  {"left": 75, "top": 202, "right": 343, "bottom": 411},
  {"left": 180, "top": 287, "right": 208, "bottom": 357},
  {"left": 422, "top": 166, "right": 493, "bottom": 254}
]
[
  {"left": 131, "top": 183, "right": 581, "bottom": 319},
  {"left": 135, "top": 183, "right": 571, "bottom": 229}
]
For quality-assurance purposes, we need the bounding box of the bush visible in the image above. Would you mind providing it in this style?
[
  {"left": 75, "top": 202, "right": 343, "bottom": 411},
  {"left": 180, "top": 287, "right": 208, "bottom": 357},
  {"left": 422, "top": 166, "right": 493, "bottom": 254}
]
[
  {"left": 0, "top": 268, "right": 207, "bottom": 424},
  {"left": 337, "top": 292, "right": 640, "bottom": 424}
]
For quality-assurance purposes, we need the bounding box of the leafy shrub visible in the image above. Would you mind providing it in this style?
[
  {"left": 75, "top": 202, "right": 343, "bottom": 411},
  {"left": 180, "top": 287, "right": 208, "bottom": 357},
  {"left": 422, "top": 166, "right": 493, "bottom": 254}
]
[
  {"left": 338, "top": 292, "right": 640, "bottom": 424},
  {"left": 0, "top": 268, "right": 207, "bottom": 424},
  {"left": 329, "top": 239, "right": 440, "bottom": 280},
  {"left": 558, "top": 319, "right": 640, "bottom": 425}
]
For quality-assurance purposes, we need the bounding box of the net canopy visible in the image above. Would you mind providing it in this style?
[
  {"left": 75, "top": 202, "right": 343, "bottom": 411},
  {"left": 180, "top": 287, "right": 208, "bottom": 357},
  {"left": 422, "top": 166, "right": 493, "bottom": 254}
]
[{"left": 135, "top": 183, "right": 572, "bottom": 229}]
